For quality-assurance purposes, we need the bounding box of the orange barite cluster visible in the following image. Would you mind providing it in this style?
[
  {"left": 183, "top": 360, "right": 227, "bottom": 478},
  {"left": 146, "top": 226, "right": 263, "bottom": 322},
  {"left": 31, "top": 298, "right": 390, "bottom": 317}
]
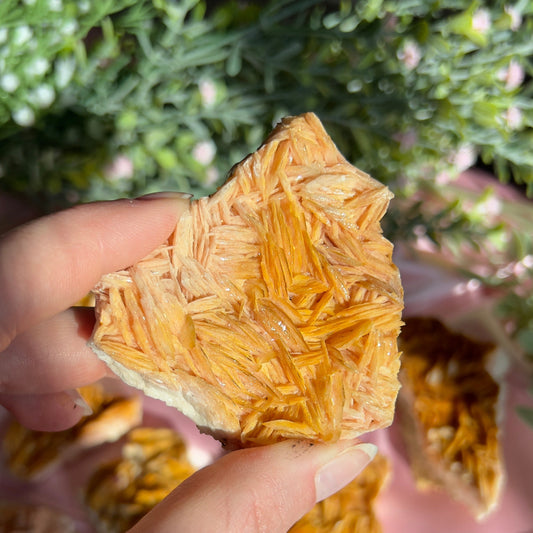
[
  {"left": 85, "top": 427, "right": 196, "bottom": 533},
  {"left": 398, "top": 317, "right": 504, "bottom": 519},
  {"left": 91, "top": 113, "right": 403, "bottom": 446},
  {"left": 0, "top": 502, "right": 77, "bottom": 533},
  {"left": 3, "top": 383, "right": 142, "bottom": 479}
]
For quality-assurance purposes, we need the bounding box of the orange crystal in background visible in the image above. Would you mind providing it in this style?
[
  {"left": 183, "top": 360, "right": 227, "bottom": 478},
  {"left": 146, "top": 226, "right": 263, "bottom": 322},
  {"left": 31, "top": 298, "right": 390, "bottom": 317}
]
[
  {"left": 398, "top": 317, "right": 505, "bottom": 519},
  {"left": 91, "top": 113, "right": 403, "bottom": 447},
  {"left": 84, "top": 427, "right": 196, "bottom": 533},
  {"left": 3, "top": 383, "right": 142, "bottom": 480}
]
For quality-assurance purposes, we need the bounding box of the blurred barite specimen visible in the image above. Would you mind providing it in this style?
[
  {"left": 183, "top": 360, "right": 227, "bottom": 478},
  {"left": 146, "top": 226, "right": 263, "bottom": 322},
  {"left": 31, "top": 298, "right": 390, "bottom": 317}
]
[
  {"left": 3, "top": 382, "right": 142, "bottom": 480},
  {"left": 0, "top": 501, "right": 77, "bottom": 533},
  {"left": 397, "top": 317, "right": 505, "bottom": 520},
  {"left": 84, "top": 427, "right": 196, "bottom": 533},
  {"left": 90, "top": 113, "right": 404, "bottom": 447}
]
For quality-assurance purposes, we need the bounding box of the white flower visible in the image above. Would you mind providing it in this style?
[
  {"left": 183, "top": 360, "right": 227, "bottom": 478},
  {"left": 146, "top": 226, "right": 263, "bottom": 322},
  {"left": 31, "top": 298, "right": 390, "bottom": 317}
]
[
  {"left": 192, "top": 140, "right": 216, "bottom": 166},
  {"left": 503, "top": 106, "right": 523, "bottom": 130},
  {"left": 32, "top": 85, "right": 55, "bottom": 108},
  {"left": 26, "top": 57, "right": 50, "bottom": 77},
  {"left": 205, "top": 166, "right": 219, "bottom": 186},
  {"left": 451, "top": 144, "right": 477, "bottom": 172},
  {"left": 472, "top": 9, "right": 491, "bottom": 33},
  {"left": 48, "top": 0, "right": 63, "bottom": 11},
  {"left": 104, "top": 155, "right": 134, "bottom": 181},
  {"left": 505, "top": 5, "right": 522, "bottom": 31},
  {"left": 55, "top": 57, "right": 76, "bottom": 88},
  {"left": 476, "top": 195, "right": 502, "bottom": 217},
  {"left": 453, "top": 279, "right": 481, "bottom": 296},
  {"left": 198, "top": 79, "right": 217, "bottom": 107},
  {"left": 0, "top": 28, "right": 8, "bottom": 45},
  {"left": 435, "top": 171, "right": 452, "bottom": 185},
  {"left": 0, "top": 73, "right": 19, "bottom": 93},
  {"left": 13, "top": 25, "right": 32, "bottom": 46},
  {"left": 521, "top": 255, "right": 533, "bottom": 269},
  {"left": 61, "top": 20, "right": 78, "bottom": 36},
  {"left": 497, "top": 60, "right": 525, "bottom": 91},
  {"left": 397, "top": 41, "right": 421, "bottom": 70},
  {"left": 12, "top": 106, "right": 35, "bottom": 127},
  {"left": 346, "top": 79, "right": 363, "bottom": 93},
  {"left": 77, "top": 0, "right": 91, "bottom": 13},
  {"left": 511, "top": 257, "right": 533, "bottom": 278}
]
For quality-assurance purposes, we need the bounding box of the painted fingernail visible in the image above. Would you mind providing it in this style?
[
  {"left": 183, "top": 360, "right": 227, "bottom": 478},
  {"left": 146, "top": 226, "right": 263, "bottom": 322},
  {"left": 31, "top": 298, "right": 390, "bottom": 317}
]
[
  {"left": 314, "top": 442, "right": 377, "bottom": 502},
  {"left": 137, "top": 191, "right": 193, "bottom": 200},
  {"left": 65, "top": 389, "right": 93, "bottom": 417}
]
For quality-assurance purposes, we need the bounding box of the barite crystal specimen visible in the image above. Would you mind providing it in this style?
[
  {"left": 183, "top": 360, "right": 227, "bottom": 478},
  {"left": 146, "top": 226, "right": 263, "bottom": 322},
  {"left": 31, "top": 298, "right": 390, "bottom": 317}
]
[
  {"left": 85, "top": 427, "right": 196, "bottom": 533},
  {"left": 397, "top": 317, "right": 505, "bottom": 520},
  {"left": 3, "top": 383, "right": 142, "bottom": 479},
  {"left": 90, "top": 113, "right": 403, "bottom": 447}
]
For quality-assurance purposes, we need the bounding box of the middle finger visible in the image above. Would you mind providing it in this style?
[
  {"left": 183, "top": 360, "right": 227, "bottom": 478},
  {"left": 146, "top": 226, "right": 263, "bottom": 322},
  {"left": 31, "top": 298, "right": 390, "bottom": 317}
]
[{"left": 0, "top": 307, "right": 111, "bottom": 395}]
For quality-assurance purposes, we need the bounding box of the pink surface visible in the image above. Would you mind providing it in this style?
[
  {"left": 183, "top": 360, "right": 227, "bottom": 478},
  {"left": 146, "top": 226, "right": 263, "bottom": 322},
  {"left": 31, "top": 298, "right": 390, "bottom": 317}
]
[{"left": 1, "top": 366, "right": 532, "bottom": 533}]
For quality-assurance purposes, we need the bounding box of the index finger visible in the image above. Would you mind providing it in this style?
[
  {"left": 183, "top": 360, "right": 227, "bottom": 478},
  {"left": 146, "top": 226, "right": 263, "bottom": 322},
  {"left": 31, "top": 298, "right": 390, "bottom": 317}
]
[{"left": 0, "top": 195, "right": 190, "bottom": 352}]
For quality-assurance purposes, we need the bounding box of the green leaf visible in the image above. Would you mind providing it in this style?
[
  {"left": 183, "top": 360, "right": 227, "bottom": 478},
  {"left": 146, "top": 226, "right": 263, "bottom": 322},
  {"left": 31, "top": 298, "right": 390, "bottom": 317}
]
[
  {"left": 226, "top": 44, "right": 242, "bottom": 76},
  {"left": 517, "top": 328, "right": 533, "bottom": 356},
  {"left": 517, "top": 406, "right": 533, "bottom": 428},
  {"left": 155, "top": 147, "right": 178, "bottom": 170}
]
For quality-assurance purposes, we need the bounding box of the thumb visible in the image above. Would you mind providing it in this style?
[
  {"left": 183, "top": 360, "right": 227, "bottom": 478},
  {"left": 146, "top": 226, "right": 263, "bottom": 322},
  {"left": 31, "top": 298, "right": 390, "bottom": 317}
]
[{"left": 129, "top": 439, "right": 377, "bottom": 533}]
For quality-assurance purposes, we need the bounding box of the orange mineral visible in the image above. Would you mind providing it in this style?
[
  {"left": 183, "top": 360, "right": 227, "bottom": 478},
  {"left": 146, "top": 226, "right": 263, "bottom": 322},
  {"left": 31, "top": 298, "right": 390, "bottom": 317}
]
[
  {"left": 85, "top": 427, "right": 196, "bottom": 533},
  {"left": 90, "top": 113, "right": 403, "bottom": 447},
  {"left": 397, "top": 317, "right": 505, "bottom": 519}
]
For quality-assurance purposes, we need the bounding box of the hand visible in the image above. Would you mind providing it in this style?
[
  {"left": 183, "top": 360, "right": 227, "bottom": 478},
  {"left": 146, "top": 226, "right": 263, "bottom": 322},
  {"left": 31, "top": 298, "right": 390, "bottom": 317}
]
[
  {"left": 131, "top": 438, "right": 376, "bottom": 533},
  {"left": 0, "top": 193, "right": 187, "bottom": 430},
  {"left": 0, "top": 193, "right": 376, "bottom": 532}
]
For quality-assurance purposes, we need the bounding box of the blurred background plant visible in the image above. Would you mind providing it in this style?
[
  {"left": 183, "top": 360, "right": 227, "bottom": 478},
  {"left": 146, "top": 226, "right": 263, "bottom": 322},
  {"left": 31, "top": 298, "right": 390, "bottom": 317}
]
[{"left": 0, "top": 0, "right": 532, "bottom": 417}]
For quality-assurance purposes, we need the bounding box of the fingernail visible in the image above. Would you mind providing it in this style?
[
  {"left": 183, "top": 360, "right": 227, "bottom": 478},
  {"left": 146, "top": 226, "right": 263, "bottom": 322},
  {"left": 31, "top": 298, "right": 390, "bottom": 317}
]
[
  {"left": 65, "top": 389, "right": 93, "bottom": 417},
  {"left": 314, "top": 442, "right": 377, "bottom": 502},
  {"left": 137, "top": 191, "right": 193, "bottom": 201}
]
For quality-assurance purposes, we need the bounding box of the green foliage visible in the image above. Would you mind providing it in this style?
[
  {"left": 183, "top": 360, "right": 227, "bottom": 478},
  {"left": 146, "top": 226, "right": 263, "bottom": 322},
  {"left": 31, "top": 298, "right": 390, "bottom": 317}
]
[{"left": 1, "top": 0, "right": 532, "bottom": 205}]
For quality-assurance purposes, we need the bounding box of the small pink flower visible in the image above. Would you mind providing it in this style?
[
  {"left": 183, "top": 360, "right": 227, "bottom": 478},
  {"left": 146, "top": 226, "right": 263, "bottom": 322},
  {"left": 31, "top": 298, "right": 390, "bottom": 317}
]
[
  {"left": 198, "top": 79, "right": 217, "bottom": 107},
  {"left": 522, "top": 255, "right": 533, "bottom": 269},
  {"left": 105, "top": 155, "right": 134, "bottom": 181},
  {"left": 205, "top": 166, "right": 219, "bottom": 186},
  {"left": 505, "top": 5, "right": 522, "bottom": 30},
  {"left": 192, "top": 140, "right": 216, "bottom": 166},
  {"left": 393, "top": 129, "right": 418, "bottom": 151},
  {"left": 498, "top": 60, "right": 525, "bottom": 91},
  {"left": 398, "top": 41, "right": 421, "bottom": 70},
  {"left": 512, "top": 261, "right": 527, "bottom": 277},
  {"left": 472, "top": 9, "right": 491, "bottom": 33},
  {"left": 435, "top": 171, "right": 452, "bottom": 185},
  {"left": 503, "top": 106, "right": 523, "bottom": 130},
  {"left": 451, "top": 145, "right": 477, "bottom": 172},
  {"left": 477, "top": 195, "right": 502, "bottom": 217}
]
